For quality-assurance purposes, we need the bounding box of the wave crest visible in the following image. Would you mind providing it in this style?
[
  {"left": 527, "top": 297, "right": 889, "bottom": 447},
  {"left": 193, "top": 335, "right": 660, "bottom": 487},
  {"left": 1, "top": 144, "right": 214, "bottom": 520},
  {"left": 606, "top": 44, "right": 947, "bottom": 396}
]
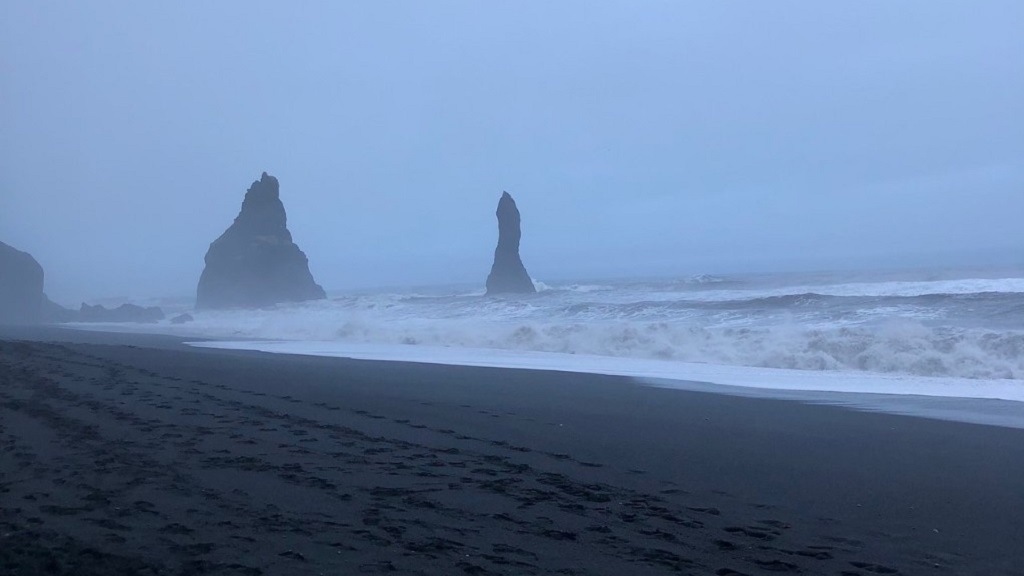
[{"left": 318, "top": 318, "right": 1024, "bottom": 380}]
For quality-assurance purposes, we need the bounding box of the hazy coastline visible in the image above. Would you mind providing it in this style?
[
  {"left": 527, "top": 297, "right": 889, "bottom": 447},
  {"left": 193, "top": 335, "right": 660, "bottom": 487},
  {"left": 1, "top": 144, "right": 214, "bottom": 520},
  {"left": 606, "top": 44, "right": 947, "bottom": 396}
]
[{"left": 4, "top": 3, "right": 1022, "bottom": 574}]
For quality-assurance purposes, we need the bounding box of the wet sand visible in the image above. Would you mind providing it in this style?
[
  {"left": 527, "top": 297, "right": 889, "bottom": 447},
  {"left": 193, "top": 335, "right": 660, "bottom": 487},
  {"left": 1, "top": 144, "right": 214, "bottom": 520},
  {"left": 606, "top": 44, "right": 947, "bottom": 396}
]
[{"left": 1, "top": 327, "right": 1023, "bottom": 575}]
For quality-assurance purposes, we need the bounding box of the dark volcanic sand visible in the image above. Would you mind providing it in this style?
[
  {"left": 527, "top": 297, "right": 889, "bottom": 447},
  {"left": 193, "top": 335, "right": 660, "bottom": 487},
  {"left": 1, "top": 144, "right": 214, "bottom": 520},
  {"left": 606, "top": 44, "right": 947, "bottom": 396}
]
[{"left": 1, "top": 328, "right": 1022, "bottom": 575}]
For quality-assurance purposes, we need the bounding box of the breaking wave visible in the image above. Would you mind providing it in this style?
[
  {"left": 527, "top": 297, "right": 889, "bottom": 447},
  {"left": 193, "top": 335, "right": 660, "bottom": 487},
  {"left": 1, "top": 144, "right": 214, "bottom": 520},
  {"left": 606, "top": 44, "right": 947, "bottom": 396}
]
[
  {"left": 105, "top": 271, "right": 1024, "bottom": 382},
  {"left": 163, "top": 312, "right": 1024, "bottom": 382},
  {"left": 332, "top": 321, "right": 1024, "bottom": 380}
]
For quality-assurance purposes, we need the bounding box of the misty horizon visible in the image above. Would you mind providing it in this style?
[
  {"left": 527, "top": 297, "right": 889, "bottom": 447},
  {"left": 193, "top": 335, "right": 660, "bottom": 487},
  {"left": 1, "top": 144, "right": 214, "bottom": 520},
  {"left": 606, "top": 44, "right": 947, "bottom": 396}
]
[
  {"left": 4, "top": 6, "right": 1024, "bottom": 576},
  {"left": 3, "top": 2, "right": 1022, "bottom": 304}
]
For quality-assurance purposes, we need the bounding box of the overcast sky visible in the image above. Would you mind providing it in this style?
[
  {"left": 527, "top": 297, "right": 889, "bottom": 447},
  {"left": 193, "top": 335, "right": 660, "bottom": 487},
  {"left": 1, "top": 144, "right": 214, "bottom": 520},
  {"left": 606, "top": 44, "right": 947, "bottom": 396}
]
[{"left": 2, "top": 2, "right": 1022, "bottom": 303}]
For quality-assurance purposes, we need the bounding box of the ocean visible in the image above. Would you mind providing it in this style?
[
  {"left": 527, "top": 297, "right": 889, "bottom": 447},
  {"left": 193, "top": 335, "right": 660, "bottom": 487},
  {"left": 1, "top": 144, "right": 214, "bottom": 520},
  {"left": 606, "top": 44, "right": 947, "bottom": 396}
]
[{"left": 84, "top": 266, "right": 1024, "bottom": 407}]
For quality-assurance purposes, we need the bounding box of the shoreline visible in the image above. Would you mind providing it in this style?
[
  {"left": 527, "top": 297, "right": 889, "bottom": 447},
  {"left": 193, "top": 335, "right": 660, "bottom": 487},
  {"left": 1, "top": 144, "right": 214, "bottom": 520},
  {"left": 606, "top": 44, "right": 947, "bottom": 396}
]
[
  {"left": 12, "top": 324, "right": 1024, "bottom": 431},
  {"left": 193, "top": 338, "right": 1024, "bottom": 430},
  {"left": 30, "top": 324, "right": 1024, "bottom": 417},
  {"left": 2, "top": 326, "right": 1024, "bottom": 574}
]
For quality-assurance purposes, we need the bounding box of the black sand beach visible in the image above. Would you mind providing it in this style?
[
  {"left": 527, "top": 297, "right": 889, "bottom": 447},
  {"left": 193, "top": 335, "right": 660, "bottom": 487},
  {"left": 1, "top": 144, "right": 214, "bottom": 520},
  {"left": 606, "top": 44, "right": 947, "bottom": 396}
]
[{"left": 1, "top": 328, "right": 1022, "bottom": 575}]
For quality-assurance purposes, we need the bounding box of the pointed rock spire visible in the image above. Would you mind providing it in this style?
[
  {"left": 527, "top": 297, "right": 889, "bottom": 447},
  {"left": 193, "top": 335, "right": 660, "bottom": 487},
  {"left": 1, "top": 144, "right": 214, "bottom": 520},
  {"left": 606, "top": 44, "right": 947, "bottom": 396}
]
[
  {"left": 485, "top": 191, "right": 536, "bottom": 295},
  {"left": 196, "top": 172, "right": 326, "bottom": 309}
]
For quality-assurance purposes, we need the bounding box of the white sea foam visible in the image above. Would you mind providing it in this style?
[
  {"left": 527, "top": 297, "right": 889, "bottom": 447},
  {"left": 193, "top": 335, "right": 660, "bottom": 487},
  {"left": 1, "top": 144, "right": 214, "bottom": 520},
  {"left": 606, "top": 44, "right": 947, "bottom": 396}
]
[
  {"left": 151, "top": 309, "right": 1024, "bottom": 380},
  {"left": 83, "top": 271, "right": 1024, "bottom": 394},
  {"left": 187, "top": 340, "right": 1024, "bottom": 403}
]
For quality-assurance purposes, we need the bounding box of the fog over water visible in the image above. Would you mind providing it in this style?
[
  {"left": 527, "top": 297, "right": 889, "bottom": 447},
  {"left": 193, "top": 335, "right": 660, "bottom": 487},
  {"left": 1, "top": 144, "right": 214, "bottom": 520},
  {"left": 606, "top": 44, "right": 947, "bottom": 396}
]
[{"left": 2, "top": 2, "right": 1023, "bottom": 303}]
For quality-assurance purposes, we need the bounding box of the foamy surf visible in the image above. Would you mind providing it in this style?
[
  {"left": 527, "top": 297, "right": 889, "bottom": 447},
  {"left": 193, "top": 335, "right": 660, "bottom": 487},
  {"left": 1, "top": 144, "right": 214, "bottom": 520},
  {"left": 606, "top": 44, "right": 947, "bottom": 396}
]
[
  {"left": 187, "top": 340, "right": 1024, "bottom": 402},
  {"left": 72, "top": 269, "right": 1024, "bottom": 409},
  {"left": 187, "top": 339, "right": 1024, "bottom": 429}
]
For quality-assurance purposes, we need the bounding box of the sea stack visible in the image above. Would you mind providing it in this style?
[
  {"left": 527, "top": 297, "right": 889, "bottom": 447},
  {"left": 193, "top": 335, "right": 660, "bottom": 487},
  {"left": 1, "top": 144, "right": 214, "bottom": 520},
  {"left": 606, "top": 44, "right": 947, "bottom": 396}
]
[
  {"left": 485, "top": 191, "right": 536, "bottom": 295},
  {"left": 0, "top": 241, "right": 44, "bottom": 324},
  {"left": 196, "top": 172, "right": 326, "bottom": 309}
]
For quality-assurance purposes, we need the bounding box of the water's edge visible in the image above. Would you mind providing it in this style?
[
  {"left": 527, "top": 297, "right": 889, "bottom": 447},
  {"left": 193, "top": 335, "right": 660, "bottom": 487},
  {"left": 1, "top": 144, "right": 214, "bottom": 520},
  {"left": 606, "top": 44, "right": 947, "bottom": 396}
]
[{"left": 188, "top": 340, "right": 1024, "bottom": 430}]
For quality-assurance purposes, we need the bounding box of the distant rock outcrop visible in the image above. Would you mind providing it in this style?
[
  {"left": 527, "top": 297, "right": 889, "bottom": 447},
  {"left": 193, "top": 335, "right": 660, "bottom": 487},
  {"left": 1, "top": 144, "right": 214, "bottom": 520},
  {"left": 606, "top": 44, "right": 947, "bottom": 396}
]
[
  {"left": 0, "top": 241, "right": 44, "bottom": 324},
  {"left": 41, "top": 296, "right": 77, "bottom": 323},
  {"left": 78, "top": 303, "right": 165, "bottom": 323},
  {"left": 196, "top": 172, "right": 326, "bottom": 309},
  {"left": 170, "top": 313, "right": 194, "bottom": 325},
  {"left": 485, "top": 192, "right": 536, "bottom": 295}
]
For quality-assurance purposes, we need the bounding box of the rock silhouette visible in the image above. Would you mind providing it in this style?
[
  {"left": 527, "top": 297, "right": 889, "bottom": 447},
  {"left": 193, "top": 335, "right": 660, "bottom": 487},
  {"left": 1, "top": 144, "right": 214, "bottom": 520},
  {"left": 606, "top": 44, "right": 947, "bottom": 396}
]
[
  {"left": 78, "top": 303, "right": 165, "bottom": 323},
  {"left": 41, "top": 296, "right": 76, "bottom": 323},
  {"left": 485, "top": 192, "right": 536, "bottom": 295},
  {"left": 0, "top": 241, "right": 44, "bottom": 324},
  {"left": 196, "top": 172, "right": 326, "bottom": 309}
]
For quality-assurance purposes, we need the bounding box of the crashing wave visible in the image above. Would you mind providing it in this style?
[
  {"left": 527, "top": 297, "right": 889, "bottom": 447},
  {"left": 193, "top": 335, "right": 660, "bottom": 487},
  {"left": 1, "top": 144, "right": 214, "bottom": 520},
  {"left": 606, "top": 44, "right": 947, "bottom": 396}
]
[{"left": 94, "top": 273, "right": 1024, "bottom": 382}]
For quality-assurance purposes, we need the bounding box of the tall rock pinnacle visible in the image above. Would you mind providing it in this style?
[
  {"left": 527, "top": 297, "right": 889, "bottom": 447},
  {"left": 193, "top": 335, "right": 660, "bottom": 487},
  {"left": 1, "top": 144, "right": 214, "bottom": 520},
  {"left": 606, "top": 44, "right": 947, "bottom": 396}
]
[
  {"left": 485, "top": 191, "right": 536, "bottom": 295},
  {"left": 196, "top": 172, "right": 326, "bottom": 309}
]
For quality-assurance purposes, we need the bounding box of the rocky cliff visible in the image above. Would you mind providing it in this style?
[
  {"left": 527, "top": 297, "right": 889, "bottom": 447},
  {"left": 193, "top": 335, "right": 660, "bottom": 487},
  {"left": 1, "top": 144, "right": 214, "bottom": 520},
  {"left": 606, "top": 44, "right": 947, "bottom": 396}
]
[{"left": 0, "top": 241, "right": 44, "bottom": 324}]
